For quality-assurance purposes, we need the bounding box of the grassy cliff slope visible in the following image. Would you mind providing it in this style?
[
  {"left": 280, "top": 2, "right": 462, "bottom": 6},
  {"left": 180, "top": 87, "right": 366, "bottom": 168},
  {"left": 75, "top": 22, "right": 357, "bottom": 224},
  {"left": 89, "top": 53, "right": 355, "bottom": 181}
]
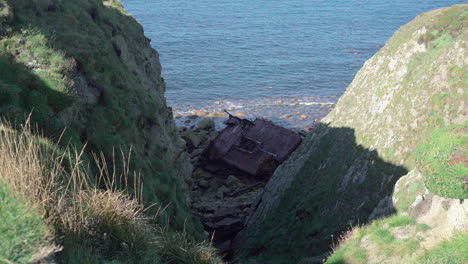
[
  {"left": 0, "top": 0, "right": 196, "bottom": 233},
  {"left": 0, "top": 121, "right": 221, "bottom": 263},
  {"left": 233, "top": 4, "right": 467, "bottom": 263},
  {"left": 0, "top": 0, "right": 220, "bottom": 262}
]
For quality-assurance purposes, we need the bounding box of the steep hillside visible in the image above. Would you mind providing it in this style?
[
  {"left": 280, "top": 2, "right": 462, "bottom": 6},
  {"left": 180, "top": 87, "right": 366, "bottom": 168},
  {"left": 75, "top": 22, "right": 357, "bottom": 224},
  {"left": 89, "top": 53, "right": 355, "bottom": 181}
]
[
  {"left": 0, "top": 0, "right": 221, "bottom": 263},
  {"left": 0, "top": 0, "right": 196, "bottom": 232},
  {"left": 233, "top": 4, "right": 467, "bottom": 263}
]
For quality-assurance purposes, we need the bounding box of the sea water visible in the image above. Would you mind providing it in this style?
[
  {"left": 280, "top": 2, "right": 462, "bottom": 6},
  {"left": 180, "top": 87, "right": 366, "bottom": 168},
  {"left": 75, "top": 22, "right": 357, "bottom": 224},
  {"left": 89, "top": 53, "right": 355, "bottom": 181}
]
[{"left": 121, "top": 0, "right": 464, "bottom": 128}]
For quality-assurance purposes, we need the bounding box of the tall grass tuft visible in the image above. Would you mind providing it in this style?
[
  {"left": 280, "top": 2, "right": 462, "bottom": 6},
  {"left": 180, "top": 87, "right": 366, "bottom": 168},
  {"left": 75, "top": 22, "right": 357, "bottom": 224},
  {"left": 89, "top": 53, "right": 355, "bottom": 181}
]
[
  {"left": 0, "top": 118, "right": 222, "bottom": 263},
  {"left": 155, "top": 229, "right": 221, "bottom": 264}
]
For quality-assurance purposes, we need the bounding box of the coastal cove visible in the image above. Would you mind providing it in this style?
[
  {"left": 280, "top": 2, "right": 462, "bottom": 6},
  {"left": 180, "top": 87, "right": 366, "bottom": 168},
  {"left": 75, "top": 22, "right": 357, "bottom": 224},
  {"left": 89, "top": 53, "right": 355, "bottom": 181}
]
[
  {"left": 0, "top": 1, "right": 466, "bottom": 263},
  {"left": 122, "top": 0, "right": 465, "bottom": 128}
]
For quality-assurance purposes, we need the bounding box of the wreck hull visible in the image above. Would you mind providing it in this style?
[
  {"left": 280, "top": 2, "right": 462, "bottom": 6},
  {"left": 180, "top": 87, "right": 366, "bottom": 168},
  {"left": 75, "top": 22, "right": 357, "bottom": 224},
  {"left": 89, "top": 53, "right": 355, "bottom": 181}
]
[{"left": 206, "top": 116, "right": 302, "bottom": 177}]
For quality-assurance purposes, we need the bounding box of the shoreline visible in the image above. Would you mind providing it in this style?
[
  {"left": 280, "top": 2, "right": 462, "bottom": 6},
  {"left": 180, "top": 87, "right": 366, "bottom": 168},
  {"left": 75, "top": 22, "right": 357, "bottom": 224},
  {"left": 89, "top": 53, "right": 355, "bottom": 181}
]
[{"left": 170, "top": 95, "right": 337, "bottom": 130}]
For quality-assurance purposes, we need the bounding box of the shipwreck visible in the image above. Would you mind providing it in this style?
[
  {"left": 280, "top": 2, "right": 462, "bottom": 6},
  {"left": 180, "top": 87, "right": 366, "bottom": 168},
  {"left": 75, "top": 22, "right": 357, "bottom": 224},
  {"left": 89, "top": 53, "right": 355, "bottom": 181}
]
[{"left": 204, "top": 112, "right": 302, "bottom": 178}]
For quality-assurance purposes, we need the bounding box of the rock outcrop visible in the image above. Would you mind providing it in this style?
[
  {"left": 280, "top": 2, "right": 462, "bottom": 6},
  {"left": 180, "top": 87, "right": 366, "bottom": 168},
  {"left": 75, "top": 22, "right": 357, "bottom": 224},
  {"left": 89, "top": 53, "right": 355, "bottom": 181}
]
[{"left": 233, "top": 4, "right": 467, "bottom": 263}]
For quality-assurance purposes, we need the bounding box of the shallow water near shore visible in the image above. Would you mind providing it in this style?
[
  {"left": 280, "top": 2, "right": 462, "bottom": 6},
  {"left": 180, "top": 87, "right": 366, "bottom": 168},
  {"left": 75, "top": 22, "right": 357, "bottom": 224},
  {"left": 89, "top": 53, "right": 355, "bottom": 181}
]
[
  {"left": 122, "top": 0, "right": 465, "bottom": 128},
  {"left": 173, "top": 95, "right": 337, "bottom": 130}
]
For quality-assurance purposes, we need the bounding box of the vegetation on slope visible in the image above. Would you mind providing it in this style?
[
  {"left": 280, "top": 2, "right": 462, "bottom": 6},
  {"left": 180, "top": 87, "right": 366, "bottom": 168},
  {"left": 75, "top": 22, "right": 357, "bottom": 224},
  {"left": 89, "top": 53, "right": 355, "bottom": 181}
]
[
  {"left": 0, "top": 120, "right": 221, "bottom": 263},
  {"left": 0, "top": 0, "right": 221, "bottom": 262},
  {"left": 0, "top": 183, "right": 54, "bottom": 263},
  {"left": 0, "top": 0, "right": 199, "bottom": 235},
  {"left": 327, "top": 215, "right": 467, "bottom": 264},
  {"left": 323, "top": 5, "right": 468, "bottom": 263},
  {"left": 415, "top": 232, "right": 468, "bottom": 264},
  {"left": 234, "top": 4, "right": 467, "bottom": 264},
  {"left": 415, "top": 123, "right": 467, "bottom": 199}
]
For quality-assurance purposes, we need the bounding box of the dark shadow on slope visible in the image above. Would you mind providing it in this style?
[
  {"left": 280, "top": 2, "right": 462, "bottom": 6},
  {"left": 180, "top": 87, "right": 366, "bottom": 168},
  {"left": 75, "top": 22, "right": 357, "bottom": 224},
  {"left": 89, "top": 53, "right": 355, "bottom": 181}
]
[
  {"left": 235, "top": 123, "right": 408, "bottom": 264},
  {"left": 0, "top": 55, "right": 78, "bottom": 145},
  {"left": 0, "top": 0, "right": 204, "bottom": 238}
]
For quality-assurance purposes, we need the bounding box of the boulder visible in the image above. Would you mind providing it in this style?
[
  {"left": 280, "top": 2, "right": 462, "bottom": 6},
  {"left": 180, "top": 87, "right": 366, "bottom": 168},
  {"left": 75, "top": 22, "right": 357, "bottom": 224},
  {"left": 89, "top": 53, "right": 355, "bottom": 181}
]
[
  {"left": 225, "top": 175, "right": 242, "bottom": 188},
  {"left": 218, "top": 185, "right": 229, "bottom": 194},
  {"left": 176, "top": 138, "right": 186, "bottom": 149},
  {"left": 189, "top": 148, "right": 204, "bottom": 158},
  {"left": 215, "top": 190, "right": 224, "bottom": 199},
  {"left": 193, "top": 169, "right": 215, "bottom": 181},
  {"left": 197, "top": 130, "right": 210, "bottom": 141},
  {"left": 197, "top": 118, "right": 215, "bottom": 130},
  {"left": 198, "top": 179, "right": 210, "bottom": 189},
  {"left": 181, "top": 130, "right": 201, "bottom": 148}
]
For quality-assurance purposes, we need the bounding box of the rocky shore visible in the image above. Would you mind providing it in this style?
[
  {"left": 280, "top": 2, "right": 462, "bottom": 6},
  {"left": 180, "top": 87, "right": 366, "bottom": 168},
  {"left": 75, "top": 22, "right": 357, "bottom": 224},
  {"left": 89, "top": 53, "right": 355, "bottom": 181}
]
[
  {"left": 170, "top": 97, "right": 336, "bottom": 131},
  {"left": 178, "top": 119, "right": 269, "bottom": 258}
]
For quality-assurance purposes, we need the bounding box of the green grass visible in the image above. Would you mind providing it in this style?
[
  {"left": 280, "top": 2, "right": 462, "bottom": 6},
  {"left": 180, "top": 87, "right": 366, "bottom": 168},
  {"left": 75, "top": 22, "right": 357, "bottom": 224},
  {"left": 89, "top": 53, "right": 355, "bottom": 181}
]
[
  {"left": 0, "top": 0, "right": 202, "bottom": 237},
  {"left": 0, "top": 120, "right": 222, "bottom": 264},
  {"left": 326, "top": 211, "right": 465, "bottom": 264},
  {"left": 349, "top": 248, "right": 368, "bottom": 264},
  {"left": 415, "top": 232, "right": 468, "bottom": 264},
  {"left": 0, "top": 0, "right": 219, "bottom": 262},
  {"left": 416, "top": 123, "right": 468, "bottom": 199},
  {"left": 415, "top": 224, "right": 431, "bottom": 232},
  {"left": 369, "top": 229, "right": 395, "bottom": 245},
  {"left": 387, "top": 215, "right": 416, "bottom": 228},
  {"left": 326, "top": 230, "right": 365, "bottom": 264},
  {"left": 327, "top": 223, "right": 467, "bottom": 264},
  {"left": 325, "top": 214, "right": 426, "bottom": 264},
  {"left": 0, "top": 183, "right": 51, "bottom": 263}
]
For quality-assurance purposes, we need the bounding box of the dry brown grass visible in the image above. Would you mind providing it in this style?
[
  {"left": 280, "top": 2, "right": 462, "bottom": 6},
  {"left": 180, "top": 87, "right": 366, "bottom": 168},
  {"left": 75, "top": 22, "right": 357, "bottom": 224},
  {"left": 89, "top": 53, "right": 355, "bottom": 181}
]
[
  {"left": 0, "top": 118, "right": 223, "bottom": 263},
  {"left": 155, "top": 229, "right": 222, "bottom": 264},
  {"left": 0, "top": 119, "right": 151, "bottom": 259},
  {"left": 0, "top": 118, "right": 144, "bottom": 234}
]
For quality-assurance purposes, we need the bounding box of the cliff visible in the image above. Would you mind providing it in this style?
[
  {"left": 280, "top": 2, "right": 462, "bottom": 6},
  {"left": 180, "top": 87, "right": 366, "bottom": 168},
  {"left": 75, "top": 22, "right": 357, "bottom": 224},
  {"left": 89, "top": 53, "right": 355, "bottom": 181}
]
[
  {"left": 0, "top": 0, "right": 221, "bottom": 263},
  {"left": 0, "top": 0, "right": 196, "bottom": 230},
  {"left": 234, "top": 4, "right": 467, "bottom": 263}
]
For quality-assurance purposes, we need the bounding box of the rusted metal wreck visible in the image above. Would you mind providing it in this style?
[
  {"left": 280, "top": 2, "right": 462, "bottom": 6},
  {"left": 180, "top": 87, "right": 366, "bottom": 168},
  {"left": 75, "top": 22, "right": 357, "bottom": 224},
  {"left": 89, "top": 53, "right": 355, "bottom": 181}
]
[{"left": 205, "top": 113, "right": 302, "bottom": 178}]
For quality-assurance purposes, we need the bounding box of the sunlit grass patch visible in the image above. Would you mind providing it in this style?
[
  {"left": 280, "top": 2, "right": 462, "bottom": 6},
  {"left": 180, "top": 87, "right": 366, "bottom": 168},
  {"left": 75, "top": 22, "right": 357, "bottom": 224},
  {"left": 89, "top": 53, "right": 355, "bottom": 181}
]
[
  {"left": 369, "top": 229, "right": 395, "bottom": 245},
  {"left": 416, "top": 123, "right": 468, "bottom": 199},
  {"left": 415, "top": 232, "right": 468, "bottom": 264},
  {"left": 326, "top": 214, "right": 430, "bottom": 264},
  {"left": 387, "top": 215, "right": 416, "bottom": 228}
]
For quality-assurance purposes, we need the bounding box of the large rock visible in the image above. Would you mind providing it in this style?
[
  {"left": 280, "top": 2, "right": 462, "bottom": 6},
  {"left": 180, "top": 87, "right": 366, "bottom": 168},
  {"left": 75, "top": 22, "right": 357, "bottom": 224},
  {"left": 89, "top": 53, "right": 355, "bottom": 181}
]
[
  {"left": 225, "top": 175, "right": 242, "bottom": 188},
  {"left": 197, "top": 118, "right": 215, "bottom": 130},
  {"left": 181, "top": 130, "right": 201, "bottom": 148}
]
